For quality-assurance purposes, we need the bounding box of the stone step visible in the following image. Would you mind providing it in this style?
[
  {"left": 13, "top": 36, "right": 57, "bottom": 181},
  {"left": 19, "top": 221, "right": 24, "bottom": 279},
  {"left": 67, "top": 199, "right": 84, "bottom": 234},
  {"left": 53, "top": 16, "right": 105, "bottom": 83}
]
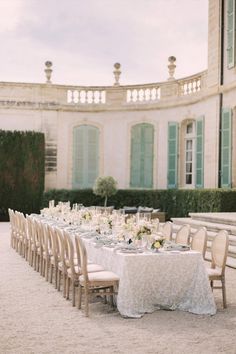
[
  {"left": 171, "top": 217, "right": 236, "bottom": 236},
  {"left": 189, "top": 212, "right": 236, "bottom": 226},
  {"left": 170, "top": 218, "right": 236, "bottom": 269},
  {"left": 171, "top": 221, "right": 236, "bottom": 244},
  {"left": 205, "top": 251, "right": 236, "bottom": 269}
]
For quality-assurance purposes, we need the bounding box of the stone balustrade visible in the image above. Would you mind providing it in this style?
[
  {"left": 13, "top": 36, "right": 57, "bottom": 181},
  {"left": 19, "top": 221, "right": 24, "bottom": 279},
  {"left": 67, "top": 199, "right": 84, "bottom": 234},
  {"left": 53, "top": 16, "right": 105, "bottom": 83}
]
[
  {"left": 67, "top": 88, "right": 106, "bottom": 104},
  {"left": 178, "top": 71, "right": 207, "bottom": 96},
  {"left": 126, "top": 85, "right": 161, "bottom": 103},
  {"left": 0, "top": 70, "right": 207, "bottom": 110}
]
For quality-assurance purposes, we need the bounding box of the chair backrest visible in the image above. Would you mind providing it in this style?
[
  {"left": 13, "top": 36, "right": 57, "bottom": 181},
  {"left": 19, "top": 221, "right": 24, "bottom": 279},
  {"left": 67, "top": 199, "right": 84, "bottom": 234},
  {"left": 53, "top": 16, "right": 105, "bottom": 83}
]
[
  {"left": 50, "top": 226, "right": 59, "bottom": 260},
  {"left": 211, "top": 230, "right": 229, "bottom": 273},
  {"left": 75, "top": 236, "right": 89, "bottom": 283},
  {"left": 191, "top": 227, "right": 207, "bottom": 257},
  {"left": 26, "top": 215, "right": 33, "bottom": 241},
  {"left": 175, "top": 224, "right": 190, "bottom": 245},
  {"left": 74, "top": 234, "right": 82, "bottom": 268},
  {"left": 55, "top": 227, "right": 65, "bottom": 266},
  {"left": 64, "top": 231, "right": 76, "bottom": 277},
  {"left": 41, "top": 223, "right": 49, "bottom": 255},
  {"left": 161, "top": 221, "right": 172, "bottom": 241},
  {"left": 8, "top": 209, "right": 16, "bottom": 233},
  {"left": 19, "top": 212, "right": 27, "bottom": 240}
]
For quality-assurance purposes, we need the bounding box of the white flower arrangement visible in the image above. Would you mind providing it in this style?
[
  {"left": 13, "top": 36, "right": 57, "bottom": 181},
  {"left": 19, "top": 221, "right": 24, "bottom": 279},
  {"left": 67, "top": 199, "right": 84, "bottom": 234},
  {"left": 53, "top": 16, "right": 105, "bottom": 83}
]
[{"left": 151, "top": 234, "right": 165, "bottom": 250}]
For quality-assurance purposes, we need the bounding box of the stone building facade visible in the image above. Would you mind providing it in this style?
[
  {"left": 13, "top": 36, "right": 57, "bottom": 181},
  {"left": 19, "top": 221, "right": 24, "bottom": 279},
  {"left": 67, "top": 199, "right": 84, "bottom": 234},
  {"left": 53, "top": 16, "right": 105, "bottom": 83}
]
[{"left": 0, "top": 0, "right": 235, "bottom": 191}]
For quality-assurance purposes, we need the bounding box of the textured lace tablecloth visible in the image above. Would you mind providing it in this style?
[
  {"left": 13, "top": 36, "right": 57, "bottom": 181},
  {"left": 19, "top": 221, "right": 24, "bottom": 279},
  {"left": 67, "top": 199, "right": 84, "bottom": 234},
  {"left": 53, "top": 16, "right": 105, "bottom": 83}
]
[{"left": 84, "top": 240, "right": 216, "bottom": 318}]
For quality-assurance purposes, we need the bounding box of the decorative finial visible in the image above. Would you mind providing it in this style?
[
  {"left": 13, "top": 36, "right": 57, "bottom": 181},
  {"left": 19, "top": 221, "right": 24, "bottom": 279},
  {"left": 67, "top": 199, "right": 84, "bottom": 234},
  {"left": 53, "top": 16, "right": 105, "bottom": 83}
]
[
  {"left": 113, "top": 63, "right": 121, "bottom": 86},
  {"left": 167, "top": 56, "right": 176, "bottom": 81},
  {"left": 45, "top": 61, "right": 53, "bottom": 83}
]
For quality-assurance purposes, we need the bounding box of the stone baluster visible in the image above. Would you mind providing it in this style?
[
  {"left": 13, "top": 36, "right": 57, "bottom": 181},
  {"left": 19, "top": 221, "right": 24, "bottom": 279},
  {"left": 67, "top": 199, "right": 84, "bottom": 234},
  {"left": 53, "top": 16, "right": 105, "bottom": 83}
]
[
  {"left": 85, "top": 90, "right": 89, "bottom": 104},
  {"left": 92, "top": 90, "right": 95, "bottom": 103},
  {"left": 130, "top": 90, "right": 134, "bottom": 102},
  {"left": 197, "top": 78, "right": 201, "bottom": 91},
  {"left": 99, "top": 91, "right": 102, "bottom": 103},
  {"left": 71, "top": 90, "right": 74, "bottom": 103},
  {"left": 136, "top": 89, "right": 140, "bottom": 102}
]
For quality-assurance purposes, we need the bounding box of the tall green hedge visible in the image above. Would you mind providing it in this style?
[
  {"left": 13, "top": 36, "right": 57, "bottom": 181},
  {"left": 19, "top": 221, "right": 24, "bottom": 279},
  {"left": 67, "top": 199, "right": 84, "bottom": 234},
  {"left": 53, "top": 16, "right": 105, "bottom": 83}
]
[
  {"left": 0, "top": 130, "right": 45, "bottom": 220},
  {"left": 42, "top": 188, "right": 236, "bottom": 220}
]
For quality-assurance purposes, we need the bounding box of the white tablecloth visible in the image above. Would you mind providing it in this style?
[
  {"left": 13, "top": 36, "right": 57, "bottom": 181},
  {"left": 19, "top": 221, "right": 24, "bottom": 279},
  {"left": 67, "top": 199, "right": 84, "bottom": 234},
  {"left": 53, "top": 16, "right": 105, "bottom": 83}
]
[{"left": 83, "top": 239, "right": 216, "bottom": 318}]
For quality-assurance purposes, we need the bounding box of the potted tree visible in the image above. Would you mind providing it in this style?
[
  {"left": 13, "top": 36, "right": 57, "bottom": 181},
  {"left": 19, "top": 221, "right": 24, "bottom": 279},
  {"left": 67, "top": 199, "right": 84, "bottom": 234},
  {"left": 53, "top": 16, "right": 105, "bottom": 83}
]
[{"left": 93, "top": 176, "right": 117, "bottom": 207}]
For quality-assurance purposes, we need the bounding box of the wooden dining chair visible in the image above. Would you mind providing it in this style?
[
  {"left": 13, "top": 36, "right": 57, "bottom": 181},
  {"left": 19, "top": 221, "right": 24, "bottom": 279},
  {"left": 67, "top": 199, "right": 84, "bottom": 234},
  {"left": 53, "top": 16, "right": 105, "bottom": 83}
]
[
  {"left": 64, "top": 233, "right": 104, "bottom": 306},
  {"left": 206, "top": 230, "right": 229, "bottom": 308},
  {"left": 175, "top": 224, "right": 190, "bottom": 245},
  {"left": 48, "top": 226, "right": 60, "bottom": 288},
  {"left": 26, "top": 215, "right": 36, "bottom": 266},
  {"left": 55, "top": 227, "right": 68, "bottom": 297},
  {"left": 191, "top": 227, "right": 207, "bottom": 258},
  {"left": 161, "top": 221, "right": 173, "bottom": 241},
  {"left": 35, "top": 220, "right": 45, "bottom": 275},
  {"left": 76, "top": 236, "right": 119, "bottom": 317},
  {"left": 8, "top": 208, "right": 16, "bottom": 249}
]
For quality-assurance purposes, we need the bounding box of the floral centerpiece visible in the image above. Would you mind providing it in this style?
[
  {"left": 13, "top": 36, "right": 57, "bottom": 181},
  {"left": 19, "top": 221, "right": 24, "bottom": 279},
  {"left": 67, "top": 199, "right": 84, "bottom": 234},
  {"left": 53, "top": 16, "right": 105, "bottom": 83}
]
[
  {"left": 135, "top": 224, "right": 152, "bottom": 240},
  {"left": 81, "top": 210, "right": 92, "bottom": 222},
  {"left": 151, "top": 234, "right": 165, "bottom": 250}
]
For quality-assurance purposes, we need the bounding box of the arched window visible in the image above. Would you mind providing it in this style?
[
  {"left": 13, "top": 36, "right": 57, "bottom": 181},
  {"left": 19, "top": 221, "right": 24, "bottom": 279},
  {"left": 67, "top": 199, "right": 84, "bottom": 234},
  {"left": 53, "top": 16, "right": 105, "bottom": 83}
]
[
  {"left": 72, "top": 125, "right": 99, "bottom": 188},
  {"left": 130, "top": 123, "right": 154, "bottom": 188}
]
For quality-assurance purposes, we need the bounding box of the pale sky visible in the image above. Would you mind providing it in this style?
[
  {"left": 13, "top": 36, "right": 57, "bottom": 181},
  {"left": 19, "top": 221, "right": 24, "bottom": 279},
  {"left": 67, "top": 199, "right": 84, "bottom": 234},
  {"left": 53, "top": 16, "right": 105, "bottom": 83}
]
[{"left": 0, "top": 0, "right": 208, "bottom": 86}]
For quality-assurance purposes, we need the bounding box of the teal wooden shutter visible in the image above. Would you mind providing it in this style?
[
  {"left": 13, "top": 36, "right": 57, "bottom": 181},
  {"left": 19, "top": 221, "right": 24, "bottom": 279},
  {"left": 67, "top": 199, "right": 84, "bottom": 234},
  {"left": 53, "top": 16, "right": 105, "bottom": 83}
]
[
  {"left": 73, "top": 126, "right": 84, "bottom": 188},
  {"left": 87, "top": 125, "right": 99, "bottom": 187},
  {"left": 195, "top": 117, "right": 204, "bottom": 188},
  {"left": 72, "top": 125, "right": 99, "bottom": 188},
  {"left": 221, "top": 108, "right": 232, "bottom": 188},
  {"left": 130, "top": 123, "right": 154, "bottom": 188},
  {"left": 143, "top": 124, "right": 154, "bottom": 188},
  {"left": 227, "top": 0, "right": 235, "bottom": 68},
  {"left": 130, "top": 125, "right": 142, "bottom": 188},
  {"left": 168, "top": 122, "right": 178, "bottom": 188}
]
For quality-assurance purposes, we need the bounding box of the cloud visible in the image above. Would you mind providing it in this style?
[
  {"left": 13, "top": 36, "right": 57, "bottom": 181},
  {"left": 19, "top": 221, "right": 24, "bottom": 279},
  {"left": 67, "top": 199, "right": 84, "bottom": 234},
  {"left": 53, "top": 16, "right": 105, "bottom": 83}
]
[{"left": 0, "top": 0, "right": 208, "bottom": 85}]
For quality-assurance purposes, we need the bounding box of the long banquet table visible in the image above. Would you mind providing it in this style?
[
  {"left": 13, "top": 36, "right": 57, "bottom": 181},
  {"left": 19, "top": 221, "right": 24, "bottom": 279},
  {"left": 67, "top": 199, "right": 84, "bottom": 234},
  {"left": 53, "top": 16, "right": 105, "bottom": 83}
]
[
  {"left": 82, "top": 237, "right": 216, "bottom": 318},
  {"left": 35, "top": 215, "right": 216, "bottom": 318}
]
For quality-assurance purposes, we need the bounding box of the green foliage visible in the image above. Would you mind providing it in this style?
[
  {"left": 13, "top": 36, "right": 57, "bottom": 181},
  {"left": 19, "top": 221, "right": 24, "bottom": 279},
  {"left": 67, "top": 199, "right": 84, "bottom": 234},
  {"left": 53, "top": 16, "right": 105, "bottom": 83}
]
[
  {"left": 42, "top": 188, "right": 236, "bottom": 219},
  {"left": 0, "top": 130, "right": 45, "bottom": 220},
  {"left": 93, "top": 176, "right": 118, "bottom": 206}
]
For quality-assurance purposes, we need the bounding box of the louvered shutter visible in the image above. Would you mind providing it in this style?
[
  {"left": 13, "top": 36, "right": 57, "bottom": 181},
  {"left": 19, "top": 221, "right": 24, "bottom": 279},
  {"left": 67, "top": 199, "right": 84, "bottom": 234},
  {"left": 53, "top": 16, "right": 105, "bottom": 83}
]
[
  {"left": 130, "top": 123, "right": 154, "bottom": 188},
  {"left": 195, "top": 117, "right": 204, "bottom": 188},
  {"left": 72, "top": 125, "right": 99, "bottom": 188},
  {"left": 221, "top": 108, "right": 232, "bottom": 188},
  {"left": 227, "top": 0, "right": 235, "bottom": 68},
  {"left": 168, "top": 122, "right": 178, "bottom": 188}
]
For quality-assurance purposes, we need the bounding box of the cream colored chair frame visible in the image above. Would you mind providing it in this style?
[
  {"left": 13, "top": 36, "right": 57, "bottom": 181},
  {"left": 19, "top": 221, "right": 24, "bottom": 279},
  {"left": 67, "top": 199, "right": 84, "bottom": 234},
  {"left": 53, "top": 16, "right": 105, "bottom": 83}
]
[{"left": 207, "top": 230, "right": 229, "bottom": 308}]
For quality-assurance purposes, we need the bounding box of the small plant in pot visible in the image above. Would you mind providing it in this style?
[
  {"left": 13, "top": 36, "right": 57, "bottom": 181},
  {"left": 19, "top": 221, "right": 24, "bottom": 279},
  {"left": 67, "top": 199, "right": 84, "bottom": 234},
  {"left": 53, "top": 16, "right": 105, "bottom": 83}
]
[{"left": 93, "top": 176, "right": 117, "bottom": 207}]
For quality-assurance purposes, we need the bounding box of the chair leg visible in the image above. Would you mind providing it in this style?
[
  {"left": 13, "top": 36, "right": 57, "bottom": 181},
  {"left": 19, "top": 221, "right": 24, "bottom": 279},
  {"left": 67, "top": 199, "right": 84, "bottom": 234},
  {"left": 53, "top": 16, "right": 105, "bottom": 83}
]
[
  {"left": 78, "top": 285, "right": 82, "bottom": 309},
  {"left": 49, "top": 264, "right": 53, "bottom": 284},
  {"left": 45, "top": 259, "right": 49, "bottom": 281},
  {"left": 72, "top": 283, "right": 76, "bottom": 307},
  {"left": 57, "top": 270, "right": 61, "bottom": 291},
  {"left": 85, "top": 287, "right": 89, "bottom": 317},
  {"left": 222, "top": 278, "right": 227, "bottom": 309},
  {"left": 54, "top": 267, "right": 58, "bottom": 289},
  {"left": 66, "top": 277, "right": 70, "bottom": 300},
  {"left": 63, "top": 273, "right": 67, "bottom": 298},
  {"left": 110, "top": 287, "right": 114, "bottom": 307}
]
